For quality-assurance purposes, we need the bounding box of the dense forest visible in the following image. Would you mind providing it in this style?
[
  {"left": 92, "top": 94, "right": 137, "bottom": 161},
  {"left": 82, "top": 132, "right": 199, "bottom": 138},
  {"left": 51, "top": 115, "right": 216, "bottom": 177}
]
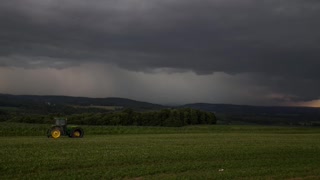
[{"left": 0, "top": 108, "right": 216, "bottom": 127}]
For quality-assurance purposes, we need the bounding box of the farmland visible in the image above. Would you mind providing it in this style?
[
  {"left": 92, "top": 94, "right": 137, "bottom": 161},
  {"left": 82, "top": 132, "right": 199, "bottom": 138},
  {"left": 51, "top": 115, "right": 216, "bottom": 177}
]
[{"left": 1, "top": 124, "right": 320, "bottom": 179}]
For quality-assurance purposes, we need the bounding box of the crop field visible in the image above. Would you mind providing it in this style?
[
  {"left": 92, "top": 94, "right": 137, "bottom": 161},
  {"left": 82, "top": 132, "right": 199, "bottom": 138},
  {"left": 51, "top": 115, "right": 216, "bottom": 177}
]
[{"left": 1, "top": 124, "right": 320, "bottom": 179}]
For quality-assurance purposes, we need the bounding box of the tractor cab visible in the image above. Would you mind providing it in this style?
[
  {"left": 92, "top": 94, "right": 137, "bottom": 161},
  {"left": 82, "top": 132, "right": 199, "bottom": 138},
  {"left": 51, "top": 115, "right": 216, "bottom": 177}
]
[
  {"left": 55, "top": 118, "right": 67, "bottom": 126},
  {"left": 55, "top": 118, "right": 67, "bottom": 136}
]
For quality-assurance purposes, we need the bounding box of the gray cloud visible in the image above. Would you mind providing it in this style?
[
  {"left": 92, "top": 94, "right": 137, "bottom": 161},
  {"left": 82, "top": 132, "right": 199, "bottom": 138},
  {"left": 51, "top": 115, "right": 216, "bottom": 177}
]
[
  {"left": 1, "top": 0, "right": 320, "bottom": 104},
  {"left": 0, "top": 65, "right": 275, "bottom": 105}
]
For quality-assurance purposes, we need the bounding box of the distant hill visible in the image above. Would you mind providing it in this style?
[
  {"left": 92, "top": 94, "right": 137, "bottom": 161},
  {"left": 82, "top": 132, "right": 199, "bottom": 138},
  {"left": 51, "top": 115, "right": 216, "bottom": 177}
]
[
  {"left": 1, "top": 94, "right": 320, "bottom": 126},
  {"left": 183, "top": 103, "right": 320, "bottom": 126},
  {"left": 183, "top": 103, "right": 320, "bottom": 115},
  {"left": 0, "top": 94, "right": 164, "bottom": 110}
]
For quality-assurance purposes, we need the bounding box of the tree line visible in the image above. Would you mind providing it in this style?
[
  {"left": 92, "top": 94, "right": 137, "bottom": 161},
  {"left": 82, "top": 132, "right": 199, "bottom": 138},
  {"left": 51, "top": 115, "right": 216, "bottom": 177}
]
[{"left": 1, "top": 108, "right": 216, "bottom": 127}]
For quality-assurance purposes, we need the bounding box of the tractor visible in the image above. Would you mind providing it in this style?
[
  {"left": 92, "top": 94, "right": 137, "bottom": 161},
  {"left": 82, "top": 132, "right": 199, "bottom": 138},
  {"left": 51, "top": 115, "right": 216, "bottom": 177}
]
[{"left": 47, "top": 118, "right": 84, "bottom": 138}]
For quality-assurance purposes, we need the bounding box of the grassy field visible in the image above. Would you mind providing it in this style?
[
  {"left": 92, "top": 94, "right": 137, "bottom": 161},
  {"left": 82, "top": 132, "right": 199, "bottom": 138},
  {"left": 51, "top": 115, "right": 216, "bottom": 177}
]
[{"left": 0, "top": 124, "right": 320, "bottom": 179}]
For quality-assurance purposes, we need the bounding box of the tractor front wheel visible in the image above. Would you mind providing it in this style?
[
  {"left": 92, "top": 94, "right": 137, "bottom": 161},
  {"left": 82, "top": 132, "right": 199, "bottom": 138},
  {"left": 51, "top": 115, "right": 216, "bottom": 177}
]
[
  {"left": 51, "top": 128, "right": 61, "bottom": 139},
  {"left": 71, "top": 128, "right": 84, "bottom": 138}
]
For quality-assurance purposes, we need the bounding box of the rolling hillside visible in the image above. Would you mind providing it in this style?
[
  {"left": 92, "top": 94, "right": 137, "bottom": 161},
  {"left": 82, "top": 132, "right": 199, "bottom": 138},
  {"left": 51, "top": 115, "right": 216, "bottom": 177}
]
[
  {"left": 1, "top": 94, "right": 320, "bottom": 126},
  {"left": 0, "top": 94, "right": 164, "bottom": 110},
  {"left": 183, "top": 103, "right": 320, "bottom": 125}
]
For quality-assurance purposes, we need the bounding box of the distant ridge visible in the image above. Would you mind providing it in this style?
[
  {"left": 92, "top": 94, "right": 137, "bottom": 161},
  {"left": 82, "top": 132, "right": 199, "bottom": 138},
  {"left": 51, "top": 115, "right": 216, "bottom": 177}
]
[
  {"left": 183, "top": 103, "right": 320, "bottom": 114},
  {"left": 182, "top": 103, "right": 320, "bottom": 125},
  {"left": 1, "top": 94, "right": 320, "bottom": 125},
  {"left": 0, "top": 94, "right": 164, "bottom": 110}
]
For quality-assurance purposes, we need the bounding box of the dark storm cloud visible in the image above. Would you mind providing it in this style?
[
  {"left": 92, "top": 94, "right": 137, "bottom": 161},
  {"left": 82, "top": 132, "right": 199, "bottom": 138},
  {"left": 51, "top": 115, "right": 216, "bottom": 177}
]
[{"left": 1, "top": 0, "right": 320, "bottom": 102}]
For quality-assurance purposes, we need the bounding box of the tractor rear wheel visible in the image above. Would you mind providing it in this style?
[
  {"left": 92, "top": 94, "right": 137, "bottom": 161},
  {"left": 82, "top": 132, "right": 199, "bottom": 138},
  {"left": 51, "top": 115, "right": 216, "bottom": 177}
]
[
  {"left": 71, "top": 128, "right": 84, "bottom": 138},
  {"left": 51, "top": 128, "right": 61, "bottom": 139}
]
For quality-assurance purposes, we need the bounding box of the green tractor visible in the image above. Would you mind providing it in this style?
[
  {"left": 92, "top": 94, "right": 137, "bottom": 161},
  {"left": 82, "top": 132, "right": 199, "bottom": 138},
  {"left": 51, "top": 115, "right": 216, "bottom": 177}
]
[{"left": 47, "top": 118, "right": 84, "bottom": 139}]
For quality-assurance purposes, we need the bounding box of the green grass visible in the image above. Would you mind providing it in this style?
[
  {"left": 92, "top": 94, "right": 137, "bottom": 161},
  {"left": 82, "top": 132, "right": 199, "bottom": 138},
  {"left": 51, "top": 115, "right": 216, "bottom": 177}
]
[{"left": 0, "top": 123, "right": 320, "bottom": 179}]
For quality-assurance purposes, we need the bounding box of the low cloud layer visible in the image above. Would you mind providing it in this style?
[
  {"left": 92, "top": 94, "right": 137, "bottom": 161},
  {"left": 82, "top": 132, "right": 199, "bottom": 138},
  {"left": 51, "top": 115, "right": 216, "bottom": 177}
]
[
  {"left": 0, "top": 64, "right": 276, "bottom": 105},
  {"left": 0, "top": 0, "right": 320, "bottom": 105}
]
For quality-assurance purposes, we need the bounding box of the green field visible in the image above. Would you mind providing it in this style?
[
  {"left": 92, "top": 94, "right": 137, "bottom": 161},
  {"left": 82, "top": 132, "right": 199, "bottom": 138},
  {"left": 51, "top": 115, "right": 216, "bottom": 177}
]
[{"left": 1, "top": 124, "right": 320, "bottom": 179}]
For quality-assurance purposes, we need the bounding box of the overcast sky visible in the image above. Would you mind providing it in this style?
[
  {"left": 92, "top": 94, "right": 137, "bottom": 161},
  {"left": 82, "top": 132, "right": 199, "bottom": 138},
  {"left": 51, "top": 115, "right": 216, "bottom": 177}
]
[{"left": 1, "top": 0, "right": 320, "bottom": 106}]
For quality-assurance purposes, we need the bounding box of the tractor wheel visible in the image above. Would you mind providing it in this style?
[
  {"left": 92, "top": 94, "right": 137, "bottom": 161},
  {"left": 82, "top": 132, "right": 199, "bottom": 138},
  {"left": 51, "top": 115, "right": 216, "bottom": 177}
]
[
  {"left": 71, "top": 128, "right": 84, "bottom": 138},
  {"left": 51, "top": 128, "right": 61, "bottom": 139}
]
